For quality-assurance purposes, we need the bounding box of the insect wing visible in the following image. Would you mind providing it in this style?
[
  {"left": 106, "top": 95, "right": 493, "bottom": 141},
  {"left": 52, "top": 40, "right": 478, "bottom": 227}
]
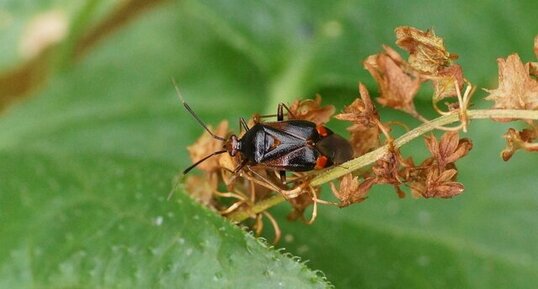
[
  {"left": 264, "top": 120, "right": 318, "bottom": 140},
  {"left": 260, "top": 121, "right": 318, "bottom": 161},
  {"left": 259, "top": 146, "right": 319, "bottom": 172}
]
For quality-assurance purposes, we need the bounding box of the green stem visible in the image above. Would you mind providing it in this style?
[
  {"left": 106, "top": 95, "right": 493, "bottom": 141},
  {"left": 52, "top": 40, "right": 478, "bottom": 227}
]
[{"left": 228, "top": 109, "right": 538, "bottom": 222}]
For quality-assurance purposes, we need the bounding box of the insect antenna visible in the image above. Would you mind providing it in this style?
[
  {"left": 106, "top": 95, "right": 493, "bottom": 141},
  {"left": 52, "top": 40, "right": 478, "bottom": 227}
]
[
  {"left": 183, "top": 149, "right": 227, "bottom": 175},
  {"left": 172, "top": 79, "right": 226, "bottom": 141}
]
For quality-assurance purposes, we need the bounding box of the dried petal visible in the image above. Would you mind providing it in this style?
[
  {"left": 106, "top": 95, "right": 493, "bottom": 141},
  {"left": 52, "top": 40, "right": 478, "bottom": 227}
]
[
  {"left": 330, "top": 174, "right": 373, "bottom": 207},
  {"left": 364, "top": 47, "right": 421, "bottom": 116},
  {"left": 485, "top": 54, "right": 538, "bottom": 114},
  {"left": 501, "top": 127, "right": 538, "bottom": 161},
  {"left": 395, "top": 26, "right": 455, "bottom": 75},
  {"left": 187, "top": 120, "right": 229, "bottom": 172},
  {"left": 288, "top": 95, "right": 335, "bottom": 124}
]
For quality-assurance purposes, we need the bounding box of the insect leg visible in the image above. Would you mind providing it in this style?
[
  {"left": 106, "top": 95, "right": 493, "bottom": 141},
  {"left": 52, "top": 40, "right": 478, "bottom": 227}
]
[
  {"left": 263, "top": 211, "right": 281, "bottom": 244},
  {"left": 239, "top": 117, "right": 249, "bottom": 134},
  {"left": 256, "top": 102, "right": 296, "bottom": 122},
  {"left": 244, "top": 167, "right": 285, "bottom": 193},
  {"left": 233, "top": 159, "right": 249, "bottom": 175},
  {"left": 254, "top": 214, "right": 264, "bottom": 235},
  {"left": 277, "top": 103, "right": 297, "bottom": 120},
  {"left": 277, "top": 103, "right": 284, "bottom": 121},
  {"left": 279, "top": 170, "right": 287, "bottom": 185}
]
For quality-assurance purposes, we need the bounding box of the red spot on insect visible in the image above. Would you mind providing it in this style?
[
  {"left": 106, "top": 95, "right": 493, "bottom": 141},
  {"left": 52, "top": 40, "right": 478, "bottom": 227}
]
[
  {"left": 315, "top": 155, "right": 329, "bottom": 169},
  {"left": 316, "top": 125, "right": 328, "bottom": 137}
]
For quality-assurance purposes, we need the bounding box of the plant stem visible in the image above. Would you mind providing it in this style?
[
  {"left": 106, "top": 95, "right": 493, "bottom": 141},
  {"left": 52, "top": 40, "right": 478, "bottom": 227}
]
[
  {"left": 228, "top": 194, "right": 286, "bottom": 222},
  {"left": 228, "top": 109, "right": 538, "bottom": 222}
]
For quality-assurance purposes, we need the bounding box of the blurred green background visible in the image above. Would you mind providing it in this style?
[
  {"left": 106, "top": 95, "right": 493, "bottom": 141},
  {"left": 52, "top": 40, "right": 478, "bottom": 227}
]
[{"left": 0, "top": 0, "right": 537, "bottom": 288}]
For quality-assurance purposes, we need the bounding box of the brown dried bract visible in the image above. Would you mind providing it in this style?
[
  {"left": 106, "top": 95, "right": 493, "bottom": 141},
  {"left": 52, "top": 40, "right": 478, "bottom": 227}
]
[
  {"left": 424, "top": 132, "right": 473, "bottom": 169},
  {"left": 330, "top": 174, "right": 373, "bottom": 207},
  {"left": 485, "top": 54, "right": 538, "bottom": 114},
  {"left": 501, "top": 127, "right": 538, "bottom": 161},
  {"left": 187, "top": 120, "right": 229, "bottom": 172},
  {"left": 395, "top": 26, "right": 455, "bottom": 75},
  {"left": 288, "top": 95, "right": 335, "bottom": 124},
  {"left": 364, "top": 46, "right": 421, "bottom": 116},
  {"left": 335, "top": 83, "right": 381, "bottom": 156}
]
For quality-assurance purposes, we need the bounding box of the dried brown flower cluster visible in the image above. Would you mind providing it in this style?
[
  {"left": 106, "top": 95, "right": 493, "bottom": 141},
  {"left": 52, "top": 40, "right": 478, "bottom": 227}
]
[
  {"left": 182, "top": 26, "right": 538, "bottom": 240},
  {"left": 364, "top": 27, "right": 465, "bottom": 118},
  {"left": 331, "top": 114, "right": 473, "bottom": 206},
  {"left": 329, "top": 27, "right": 538, "bottom": 207}
]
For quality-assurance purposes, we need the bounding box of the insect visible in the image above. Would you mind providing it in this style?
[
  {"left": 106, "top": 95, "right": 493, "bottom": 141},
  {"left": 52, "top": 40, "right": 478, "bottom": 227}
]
[{"left": 177, "top": 86, "right": 353, "bottom": 185}]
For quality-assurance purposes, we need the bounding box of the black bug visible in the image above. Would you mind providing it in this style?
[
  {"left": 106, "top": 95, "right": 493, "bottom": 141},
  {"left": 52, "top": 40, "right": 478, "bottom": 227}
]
[{"left": 177, "top": 85, "right": 353, "bottom": 184}]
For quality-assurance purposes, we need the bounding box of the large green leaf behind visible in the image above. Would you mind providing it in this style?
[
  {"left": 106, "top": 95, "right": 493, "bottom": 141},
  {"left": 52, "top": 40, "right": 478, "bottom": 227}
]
[{"left": 1, "top": 0, "right": 537, "bottom": 288}]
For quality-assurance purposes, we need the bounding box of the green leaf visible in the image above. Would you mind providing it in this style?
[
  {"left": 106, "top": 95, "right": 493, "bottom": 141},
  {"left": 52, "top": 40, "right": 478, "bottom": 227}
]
[{"left": 1, "top": 0, "right": 537, "bottom": 288}]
